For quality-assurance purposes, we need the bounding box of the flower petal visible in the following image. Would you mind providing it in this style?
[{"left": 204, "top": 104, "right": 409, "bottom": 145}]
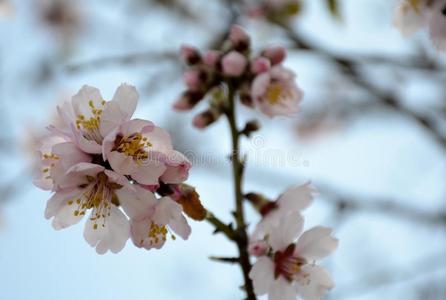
[
  {"left": 269, "top": 212, "right": 304, "bottom": 251},
  {"left": 268, "top": 276, "right": 297, "bottom": 300},
  {"left": 249, "top": 256, "right": 275, "bottom": 296},
  {"left": 296, "top": 265, "right": 334, "bottom": 300},
  {"left": 277, "top": 181, "right": 315, "bottom": 213},
  {"left": 295, "top": 226, "right": 339, "bottom": 261},
  {"left": 83, "top": 205, "right": 130, "bottom": 254},
  {"left": 116, "top": 184, "right": 157, "bottom": 220}
]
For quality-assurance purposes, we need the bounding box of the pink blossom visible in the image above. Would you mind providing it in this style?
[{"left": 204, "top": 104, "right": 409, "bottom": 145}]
[
  {"left": 58, "top": 84, "right": 138, "bottom": 154},
  {"left": 251, "top": 65, "right": 303, "bottom": 117},
  {"left": 180, "top": 44, "right": 201, "bottom": 64},
  {"left": 102, "top": 119, "right": 191, "bottom": 185},
  {"left": 129, "top": 185, "right": 191, "bottom": 250},
  {"left": 249, "top": 213, "right": 338, "bottom": 300},
  {"left": 222, "top": 51, "right": 247, "bottom": 77},
  {"left": 44, "top": 162, "right": 147, "bottom": 254}
]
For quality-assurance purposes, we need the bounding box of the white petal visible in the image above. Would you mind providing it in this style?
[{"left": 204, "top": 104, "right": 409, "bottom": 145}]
[
  {"left": 116, "top": 184, "right": 157, "bottom": 220},
  {"left": 269, "top": 212, "right": 304, "bottom": 251},
  {"left": 277, "top": 182, "right": 315, "bottom": 213},
  {"left": 144, "top": 126, "right": 173, "bottom": 153},
  {"left": 107, "top": 151, "right": 137, "bottom": 175},
  {"left": 268, "top": 277, "right": 297, "bottom": 300},
  {"left": 152, "top": 196, "right": 191, "bottom": 240},
  {"left": 45, "top": 189, "right": 80, "bottom": 219},
  {"left": 295, "top": 226, "right": 339, "bottom": 261},
  {"left": 160, "top": 150, "right": 191, "bottom": 184},
  {"left": 130, "top": 160, "right": 166, "bottom": 185},
  {"left": 51, "top": 190, "right": 85, "bottom": 230},
  {"left": 71, "top": 85, "right": 104, "bottom": 118},
  {"left": 100, "top": 85, "right": 139, "bottom": 136},
  {"left": 296, "top": 265, "right": 334, "bottom": 300},
  {"left": 249, "top": 256, "right": 275, "bottom": 296},
  {"left": 83, "top": 206, "right": 130, "bottom": 254}
]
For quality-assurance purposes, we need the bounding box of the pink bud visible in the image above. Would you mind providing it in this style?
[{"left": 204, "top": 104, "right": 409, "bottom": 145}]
[
  {"left": 180, "top": 44, "right": 201, "bottom": 65},
  {"left": 262, "top": 46, "right": 286, "bottom": 65},
  {"left": 173, "top": 91, "right": 204, "bottom": 111},
  {"left": 192, "top": 114, "right": 208, "bottom": 129},
  {"left": 250, "top": 57, "right": 271, "bottom": 74},
  {"left": 192, "top": 109, "right": 221, "bottom": 129},
  {"left": 229, "top": 25, "right": 250, "bottom": 50},
  {"left": 183, "top": 70, "right": 201, "bottom": 91},
  {"left": 204, "top": 50, "right": 221, "bottom": 68},
  {"left": 248, "top": 240, "right": 268, "bottom": 257},
  {"left": 222, "top": 51, "right": 247, "bottom": 77}
]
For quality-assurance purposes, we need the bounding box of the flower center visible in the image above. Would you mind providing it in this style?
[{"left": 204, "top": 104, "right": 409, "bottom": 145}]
[
  {"left": 146, "top": 222, "right": 176, "bottom": 246},
  {"left": 266, "top": 82, "right": 284, "bottom": 105},
  {"left": 76, "top": 100, "right": 106, "bottom": 144},
  {"left": 68, "top": 172, "right": 121, "bottom": 229},
  {"left": 274, "top": 244, "right": 307, "bottom": 282},
  {"left": 114, "top": 133, "right": 152, "bottom": 163}
]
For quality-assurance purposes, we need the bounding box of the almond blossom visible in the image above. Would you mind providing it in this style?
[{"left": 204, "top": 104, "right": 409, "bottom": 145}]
[
  {"left": 394, "top": 0, "right": 446, "bottom": 51},
  {"left": 124, "top": 185, "right": 191, "bottom": 250},
  {"left": 58, "top": 84, "right": 138, "bottom": 153},
  {"left": 102, "top": 119, "right": 191, "bottom": 185},
  {"left": 250, "top": 182, "right": 316, "bottom": 248},
  {"left": 250, "top": 212, "right": 338, "bottom": 300},
  {"left": 251, "top": 65, "right": 304, "bottom": 117},
  {"left": 44, "top": 162, "right": 136, "bottom": 254}
]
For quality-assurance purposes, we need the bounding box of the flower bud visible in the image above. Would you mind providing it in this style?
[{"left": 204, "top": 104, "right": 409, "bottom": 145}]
[
  {"left": 192, "top": 108, "right": 221, "bottom": 129},
  {"left": 248, "top": 240, "right": 269, "bottom": 257},
  {"left": 222, "top": 51, "right": 247, "bottom": 77},
  {"left": 204, "top": 50, "right": 222, "bottom": 68},
  {"left": 241, "top": 120, "right": 261, "bottom": 137},
  {"left": 262, "top": 46, "right": 286, "bottom": 65},
  {"left": 250, "top": 57, "right": 271, "bottom": 74},
  {"left": 173, "top": 90, "right": 205, "bottom": 111},
  {"left": 229, "top": 25, "right": 250, "bottom": 51},
  {"left": 180, "top": 44, "right": 201, "bottom": 65}
]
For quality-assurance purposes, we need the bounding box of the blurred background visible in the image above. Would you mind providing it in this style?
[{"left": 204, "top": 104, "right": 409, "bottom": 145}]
[{"left": 0, "top": 0, "right": 445, "bottom": 299}]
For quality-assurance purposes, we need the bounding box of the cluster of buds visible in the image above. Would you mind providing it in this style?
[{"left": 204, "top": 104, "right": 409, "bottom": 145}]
[
  {"left": 394, "top": 0, "right": 446, "bottom": 51},
  {"left": 174, "top": 24, "right": 304, "bottom": 129},
  {"left": 247, "top": 183, "right": 339, "bottom": 300},
  {"left": 34, "top": 84, "right": 206, "bottom": 254}
]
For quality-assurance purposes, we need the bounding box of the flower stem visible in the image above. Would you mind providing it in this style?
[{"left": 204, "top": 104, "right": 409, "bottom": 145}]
[{"left": 225, "top": 83, "right": 257, "bottom": 300}]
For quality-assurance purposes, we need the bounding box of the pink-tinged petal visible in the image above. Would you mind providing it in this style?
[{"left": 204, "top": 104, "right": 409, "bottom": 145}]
[
  {"left": 71, "top": 124, "right": 102, "bottom": 154},
  {"left": 269, "top": 212, "right": 304, "bottom": 251},
  {"left": 116, "top": 184, "right": 157, "bottom": 220},
  {"left": 160, "top": 150, "right": 191, "bottom": 184},
  {"left": 277, "top": 182, "right": 315, "bottom": 214},
  {"left": 144, "top": 126, "right": 173, "bottom": 152},
  {"left": 295, "top": 226, "right": 338, "bottom": 261},
  {"left": 83, "top": 205, "right": 130, "bottom": 254},
  {"left": 45, "top": 189, "right": 81, "bottom": 219},
  {"left": 56, "top": 163, "right": 105, "bottom": 190},
  {"left": 151, "top": 196, "right": 191, "bottom": 240},
  {"left": 296, "top": 265, "right": 334, "bottom": 300},
  {"left": 131, "top": 160, "right": 166, "bottom": 185},
  {"left": 57, "top": 101, "right": 76, "bottom": 128},
  {"left": 100, "top": 84, "right": 139, "bottom": 136},
  {"left": 130, "top": 217, "right": 167, "bottom": 250},
  {"left": 107, "top": 151, "right": 137, "bottom": 175},
  {"left": 119, "top": 119, "right": 154, "bottom": 137},
  {"left": 183, "top": 69, "right": 202, "bottom": 91},
  {"left": 33, "top": 177, "right": 53, "bottom": 191},
  {"left": 222, "top": 51, "right": 247, "bottom": 77},
  {"left": 52, "top": 142, "right": 91, "bottom": 170},
  {"left": 268, "top": 277, "right": 298, "bottom": 300},
  {"left": 249, "top": 256, "right": 275, "bottom": 295},
  {"left": 71, "top": 85, "right": 104, "bottom": 118},
  {"left": 251, "top": 72, "right": 271, "bottom": 100},
  {"left": 50, "top": 189, "right": 85, "bottom": 230},
  {"left": 393, "top": 1, "right": 428, "bottom": 37}
]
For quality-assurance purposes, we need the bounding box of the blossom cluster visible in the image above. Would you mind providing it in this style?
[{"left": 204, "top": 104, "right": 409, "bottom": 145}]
[
  {"left": 248, "top": 183, "right": 338, "bottom": 300},
  {"left": 394, "top": 0, "right": 446, "bottom": 50},
  {"left": 33, "top": 84, "right": 198, "bottom": 254},
  {"left": 174, "top": 25, "right": 304, "bottom": 128}
]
